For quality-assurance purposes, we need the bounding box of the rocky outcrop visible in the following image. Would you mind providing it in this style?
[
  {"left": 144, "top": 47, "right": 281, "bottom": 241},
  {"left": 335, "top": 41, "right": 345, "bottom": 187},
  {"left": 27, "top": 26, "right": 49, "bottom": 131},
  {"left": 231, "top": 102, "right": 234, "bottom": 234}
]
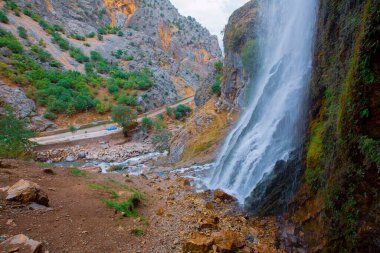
[
  {"left": 6, "top": 179, "right": 49, "bottom": 206},
  {"left": 13, "top": 0, "right": 222, "bottom": 110},
  {"left": 0, "top": 82, "right": 57, "bottom": 132},
  {"left": 0, "top": 234, "right": 43, "bottom": 253},
  {"left": 221, "top": 0, "right": 258, "bottom": 109},
  {"left": 245, "top": 151, "right": 303, "bottom": 216}
]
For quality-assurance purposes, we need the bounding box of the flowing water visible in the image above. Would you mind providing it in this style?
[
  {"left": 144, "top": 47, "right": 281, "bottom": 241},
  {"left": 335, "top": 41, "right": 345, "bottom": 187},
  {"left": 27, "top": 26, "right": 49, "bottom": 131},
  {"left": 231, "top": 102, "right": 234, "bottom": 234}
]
[{"left": 204, "top": 0, "right": 318, "bottom": 203}]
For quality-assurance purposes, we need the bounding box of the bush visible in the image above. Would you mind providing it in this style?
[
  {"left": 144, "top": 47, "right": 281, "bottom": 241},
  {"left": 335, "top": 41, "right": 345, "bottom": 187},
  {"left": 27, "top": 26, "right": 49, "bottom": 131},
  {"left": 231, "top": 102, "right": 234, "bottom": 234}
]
[
  {"left": 141, "top": 117, "right": 153, "bottom": 131},
  {"left": 117, "top": 94, "right": 138, "bottom": 106},
  {"left": 214, "top": 61, "right": 223, "bottom": 74},
  {"left": 95, "top": 61, "right": 110, "bottom": 74},
  {"left": 0, "top": 108, "right": 36, "bottom": 159},
  {"left": 0, "top": 28, "right": 24, "bottom": 53},
  {"left": 95, "top": 101, "right": 107, "bottom": 114},
  {"left": 174, "top": 105, "right": 192, "bottom": 120},
  {"left": 211, "top": 81, "right": 221, "bottom": 96},
  {"left": 71, "top": 33, "right": 86, "bottom": 41},
  {"left": 111, "top": 105, "right": 137, "bottom": 136},
  {"left": 69, "top": 47, "right": 89, "bottom": 63},
  {"left": 0, "top": 11, "right": 9, "bottom": 24},
  {"left": 5, "top": 1, "right": 18, "bottom": 11},
  {"left": 97, "top": 33, "right": 103, "bottom": 41},
  {"left": 118, "top": 31, "right": 124, "bottom": 37},
  {"left": 51, "top": 32, "right": 70, "bottom": 51},
  {"left": 17, "top": 27, "right": 28, "bottom": 39},
  {"left": 87, "top": 32, "right": 95, "bottom": 38},
  {"left": 30, "top": 45, "right": 61, "bottom": 67},
  {"left": 43, "top": 111, "right": 57, "bottom": 120}
]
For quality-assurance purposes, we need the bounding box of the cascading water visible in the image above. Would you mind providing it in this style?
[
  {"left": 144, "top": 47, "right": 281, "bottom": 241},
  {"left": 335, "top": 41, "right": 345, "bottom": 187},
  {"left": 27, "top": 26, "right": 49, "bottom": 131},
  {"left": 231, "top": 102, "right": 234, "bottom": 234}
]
[{"left": 205, "top": 0, "right": 317, "bottom": 203}]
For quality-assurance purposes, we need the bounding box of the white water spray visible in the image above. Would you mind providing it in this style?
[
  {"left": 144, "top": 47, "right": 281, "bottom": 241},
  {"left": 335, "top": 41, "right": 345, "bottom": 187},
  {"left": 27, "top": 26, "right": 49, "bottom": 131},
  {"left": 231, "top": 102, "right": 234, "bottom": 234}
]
[{"left": 205, "top": 0, "right": 317, "bottom": 203}]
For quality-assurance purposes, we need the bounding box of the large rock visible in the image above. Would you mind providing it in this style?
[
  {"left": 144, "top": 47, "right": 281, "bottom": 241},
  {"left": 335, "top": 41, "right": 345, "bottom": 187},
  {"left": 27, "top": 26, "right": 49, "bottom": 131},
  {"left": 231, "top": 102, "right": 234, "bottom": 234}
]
[
  {"left": 212, "top": 230, "right": 245, "bottom": 252},
  {"left": 0, "top": 82, "right": 57, "bottom": 132},
  {"left": 182, "top": 233, "right": 214, "bottom": 253},
  {"left": 0, "top": 234, "right": 42, "bottom": 253},
  {"left": 6, "top": 180, "right": 49, "bottom": 206}
]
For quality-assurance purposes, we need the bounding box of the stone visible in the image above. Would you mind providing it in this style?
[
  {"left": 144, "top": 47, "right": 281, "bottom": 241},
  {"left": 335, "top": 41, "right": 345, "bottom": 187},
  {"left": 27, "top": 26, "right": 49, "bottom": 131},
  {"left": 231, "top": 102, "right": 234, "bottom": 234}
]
[
  {"left": 42, "top": 168, "right": 55, "bottom": 175},
  {"left": 6, "top": 180, "right": 49, "bottom": 206},
  {"left": 65, "top": 155, "right": 75, "bottom": 162},
  {"left": 198, "top": 216, "right": 219, "bottom": 230},
  {"left": 213, "top": 190, "right": 235, "bottom": 202},
  {"left": 0, "top": 186, "right": 9, "bottom": 192},
  {"left": 77, "top": 151, "right": 87, "bottom": 159},
  {"left": 81, "top": 167, "right": 101, "bottom": 173},
  {"left": 211, "top": 230, "right": 245, "bottom": 252},
  {"left": 182, "top": 233, "right": 214, "bottom": 253},
  {"left": 28, "top": 202, "right": 53, "bottom": 211},
  {"left": 0, "top": 234, "right": 43, "bottom": 253}
]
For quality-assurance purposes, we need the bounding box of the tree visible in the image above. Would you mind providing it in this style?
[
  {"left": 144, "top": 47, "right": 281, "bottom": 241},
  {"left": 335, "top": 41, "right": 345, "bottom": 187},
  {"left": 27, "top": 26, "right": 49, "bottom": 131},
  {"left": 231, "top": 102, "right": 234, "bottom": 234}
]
[
  {"left": 111, "top": 106, "right": 137, "bottom": 136},
  {"left": 0, "top": 108, "right": 36, "bottom": 158}
]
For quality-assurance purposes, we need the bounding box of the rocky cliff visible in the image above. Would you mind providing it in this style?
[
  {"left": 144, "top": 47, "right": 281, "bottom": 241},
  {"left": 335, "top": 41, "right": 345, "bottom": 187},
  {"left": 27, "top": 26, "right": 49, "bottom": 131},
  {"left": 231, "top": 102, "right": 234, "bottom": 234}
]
[
  {"left": 222, "top": 0, "right": 380, "bottom": 252},
  {"left": 0, "top": 0, "right": 221, "bottom": 121}
]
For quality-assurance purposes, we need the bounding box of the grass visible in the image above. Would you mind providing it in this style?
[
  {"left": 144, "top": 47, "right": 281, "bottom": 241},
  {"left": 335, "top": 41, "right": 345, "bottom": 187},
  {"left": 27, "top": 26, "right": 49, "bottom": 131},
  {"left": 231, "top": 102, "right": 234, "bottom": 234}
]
[
  {"left": 132, "top": 228, "right": 143, "bottom": 236},
  {"left": 68, "top": 168, "right": 87, "bottom": 177},
  {"left": 88, "top": 179, "right": 145, "bottom": 218}
]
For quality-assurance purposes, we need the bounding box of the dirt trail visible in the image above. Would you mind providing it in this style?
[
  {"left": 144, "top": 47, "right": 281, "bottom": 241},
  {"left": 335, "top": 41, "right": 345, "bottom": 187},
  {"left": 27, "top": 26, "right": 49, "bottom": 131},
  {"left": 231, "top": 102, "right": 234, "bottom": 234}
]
[{"left": 0, "top": 160, "right": 278, "bottom": 253}]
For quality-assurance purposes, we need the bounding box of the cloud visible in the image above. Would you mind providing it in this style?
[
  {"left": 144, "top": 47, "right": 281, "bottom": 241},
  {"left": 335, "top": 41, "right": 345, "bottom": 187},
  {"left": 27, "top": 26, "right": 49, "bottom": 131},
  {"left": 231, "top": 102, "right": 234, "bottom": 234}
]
[{"left": 170, "top": 0, "right": 249, "bottom": 47}]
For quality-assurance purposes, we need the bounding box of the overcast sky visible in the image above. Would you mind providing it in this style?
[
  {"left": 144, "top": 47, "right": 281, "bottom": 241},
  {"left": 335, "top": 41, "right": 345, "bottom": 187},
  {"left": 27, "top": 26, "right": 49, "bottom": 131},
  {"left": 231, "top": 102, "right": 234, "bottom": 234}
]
[{"left": 170, "top": 0, "right": 249, "bottom": 47}]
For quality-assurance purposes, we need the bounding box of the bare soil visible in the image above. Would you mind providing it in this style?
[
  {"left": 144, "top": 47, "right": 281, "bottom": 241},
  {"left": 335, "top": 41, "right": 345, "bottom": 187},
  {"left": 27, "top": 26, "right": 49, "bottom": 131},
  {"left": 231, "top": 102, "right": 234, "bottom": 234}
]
[{"left": 0, "top": 160, "right": 277, "bottom": 253}]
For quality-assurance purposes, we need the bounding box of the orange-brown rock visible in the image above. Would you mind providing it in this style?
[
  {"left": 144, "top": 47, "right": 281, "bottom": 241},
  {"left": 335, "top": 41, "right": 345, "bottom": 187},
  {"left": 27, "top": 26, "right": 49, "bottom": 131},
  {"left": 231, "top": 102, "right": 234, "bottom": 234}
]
[
  {"left": 0, "top": 234, "right": 43, "bottom": 253},
  {"left": 6, "top": 179, "right": 49, "bottom": 206},
  {"left": 213, "top": 190, "right": 235, "bottom": 202},
  {"left": 212, "top": 230, "right": 245, "bottom": 252},
  {"left": 182, "top": 233, "right": 214, "bottom": 253}
]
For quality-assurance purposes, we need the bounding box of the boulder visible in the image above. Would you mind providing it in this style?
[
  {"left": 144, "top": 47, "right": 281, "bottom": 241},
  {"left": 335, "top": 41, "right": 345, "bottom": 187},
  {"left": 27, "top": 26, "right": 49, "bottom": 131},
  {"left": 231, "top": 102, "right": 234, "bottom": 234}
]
[
  {"left": 182, "top": 233, "right": 214, "bottom": 253},
  {"left": 6, "top": 180, "right": 49, "bottom": 206},
  {"left": 0, "top": 234, "right": 42, "bottom": 253},
  {"left": 213, "top": 190, "right": 235, "bottom": 202},
  {"left": 81, "top": 167, "right": 101, "bottom": 173},
  {"left": 212, "top": 230, "right": 245, "bottom": 252}
]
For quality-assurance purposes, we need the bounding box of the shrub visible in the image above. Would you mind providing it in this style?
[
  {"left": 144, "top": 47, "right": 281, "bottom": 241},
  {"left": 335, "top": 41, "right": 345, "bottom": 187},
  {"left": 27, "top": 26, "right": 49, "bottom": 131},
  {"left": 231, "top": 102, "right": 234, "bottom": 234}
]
[
  {"left": 141, "top": 117, "right": 153, "bottom": 131},
  {"left": 90, "top": 51, "right": 105, "bottom": 62},
  {"left": 51, "top": 32, "right": 70, "bottom": 51},
  {"left": 174, "top": 105, "right": 192, "bottom": 120},
  {"left": 95, "top": 61, "right": 110, "bottom": 74},
  {"left": 107, "top": 82, "right": 119, "bottom": 94},
  {"left": 0, "top": 11, "right": 9, "bottom": 24},
  {"left": 0, "top": 108, "right": 36, "bottom": 159},
  {"left": 117, "top": 94, "right": 138, "bottom": 106},
  {"left": 17, "top": 26, "right": 28, "bottom": 39},
  {"left": 71, "top": 33, "right": 86, "bottom": 41},
  {"left": 0, "top": 28, "right": 24, "bottom": 53},
  {"left": 69, "top": 47, "right": 89, "bottom": 63},
  {"left": 166, "top": 107, "right": 173, "bottom": 116},
  {"left": 97, "top": 33, "right": 103, "bottom": 41},
  {"left": 5, "top": 1, "right": 18, "bottom": 11},
  {"left": 87, "top": 32, "right": 95, "bottom": 38},
  {"left": 211, "top": 80, "right": 221, "bottom": 96},
  {"left": 111, "top": 105, "right": 137, "bottom": 136},
  {"left": 43, "top": 111, "right": 57, "bottom": 120},
  {"left": 118, "top": 31, "right": 124, "bottom": 37},
  {"left": 305, "top": 167, "right": 323, "bottom": 192},
  {"left": 214, "top": 61, "right": 223, "bottom": 74},
  {"left": 95, "top": 101, "right": 107, "bottom": 114}
]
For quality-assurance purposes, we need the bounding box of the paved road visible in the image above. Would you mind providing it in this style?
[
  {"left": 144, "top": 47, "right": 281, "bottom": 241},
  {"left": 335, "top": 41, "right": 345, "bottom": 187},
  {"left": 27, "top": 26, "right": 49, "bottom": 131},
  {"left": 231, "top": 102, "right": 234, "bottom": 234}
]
[{"left": 31, "top": 97, "right": 194, "bottom": 145}]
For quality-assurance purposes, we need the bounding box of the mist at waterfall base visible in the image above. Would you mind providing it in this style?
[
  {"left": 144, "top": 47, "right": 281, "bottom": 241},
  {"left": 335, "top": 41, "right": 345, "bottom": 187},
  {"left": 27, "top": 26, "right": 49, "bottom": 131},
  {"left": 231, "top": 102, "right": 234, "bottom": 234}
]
[{"left": 200, "top": 0, "right": 318, "bottom": 204}]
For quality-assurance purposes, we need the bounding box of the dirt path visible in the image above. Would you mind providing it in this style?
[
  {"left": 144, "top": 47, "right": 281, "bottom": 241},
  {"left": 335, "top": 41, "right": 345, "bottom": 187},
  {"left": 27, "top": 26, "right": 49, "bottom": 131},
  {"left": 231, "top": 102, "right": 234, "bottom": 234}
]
[{"left": 0, "top": 160, "right": 278, "bottom": 253}]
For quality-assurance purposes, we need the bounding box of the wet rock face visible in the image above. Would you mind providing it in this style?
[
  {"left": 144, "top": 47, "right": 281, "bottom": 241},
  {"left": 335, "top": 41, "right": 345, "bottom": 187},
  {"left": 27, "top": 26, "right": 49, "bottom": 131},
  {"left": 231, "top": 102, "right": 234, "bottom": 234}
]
[
  {"left": 0, "top": 82, "right": 57, "bottom": 132},
  {"left": 221, "top": 0, "right": 259, "bottom": 109},
  {"left": 14, "top": 0, "right": 222, "bottom": 110},
  {"left": 244, "top": 151, "right": 303, "bottom": 216}
]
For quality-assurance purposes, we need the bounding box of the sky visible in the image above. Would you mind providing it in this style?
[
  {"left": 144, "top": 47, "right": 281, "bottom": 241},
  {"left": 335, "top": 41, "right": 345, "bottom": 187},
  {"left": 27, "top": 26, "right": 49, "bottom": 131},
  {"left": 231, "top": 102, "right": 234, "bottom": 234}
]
[{"left": 170, "top": 0, "right": 249, "bottom": 47}]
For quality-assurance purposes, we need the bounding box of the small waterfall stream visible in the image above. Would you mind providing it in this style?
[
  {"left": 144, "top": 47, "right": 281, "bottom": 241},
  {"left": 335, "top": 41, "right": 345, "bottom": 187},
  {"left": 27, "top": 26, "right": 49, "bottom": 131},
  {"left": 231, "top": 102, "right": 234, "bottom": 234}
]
[{"left": 204, "top": 0, "right": 318, "bottom": 203}]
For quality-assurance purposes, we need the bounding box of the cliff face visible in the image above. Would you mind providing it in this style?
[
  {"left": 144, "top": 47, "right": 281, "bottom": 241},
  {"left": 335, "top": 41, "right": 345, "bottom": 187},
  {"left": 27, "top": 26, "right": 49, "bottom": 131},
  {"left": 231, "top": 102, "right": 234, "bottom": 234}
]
[
  {"left": 223, "top": 0, "right": 380, "bottom": 252},
  {"left": 10, "top": 0, "right": 222, "bottom": 110},
  {"left": 221, "top": 0, "right": 258, "bottom": 109}
]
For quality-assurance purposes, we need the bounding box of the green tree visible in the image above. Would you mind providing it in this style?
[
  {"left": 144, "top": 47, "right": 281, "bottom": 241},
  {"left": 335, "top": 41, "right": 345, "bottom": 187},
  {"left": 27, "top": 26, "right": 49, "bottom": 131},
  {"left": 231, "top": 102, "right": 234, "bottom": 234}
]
[
  {"left": 0, "top": 108, "right": 36, "bottom": 158},
  {"left": 111, "top": 106, "right": 137, "bottom": 136}
]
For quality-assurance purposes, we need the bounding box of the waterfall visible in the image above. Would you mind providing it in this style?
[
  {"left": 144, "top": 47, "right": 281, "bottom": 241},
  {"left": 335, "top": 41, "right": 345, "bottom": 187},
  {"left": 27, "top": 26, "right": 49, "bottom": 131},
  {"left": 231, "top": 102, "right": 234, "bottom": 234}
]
[{"left": 205, "top": 0, "right": 317, "bottom": 203}]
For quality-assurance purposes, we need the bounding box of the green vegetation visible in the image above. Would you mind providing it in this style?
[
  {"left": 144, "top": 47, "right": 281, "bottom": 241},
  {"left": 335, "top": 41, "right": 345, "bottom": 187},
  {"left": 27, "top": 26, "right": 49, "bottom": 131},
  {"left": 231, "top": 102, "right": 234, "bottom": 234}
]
[
  {"left": 0, "top": 28, "right": 23, "bottom": 53},
  {"left": 5, "top": 0, "right": 18, "bottom": 11},
  {"left": 0, "top": 11, "right": 9, "bottom": 24},
  {"left": 358, "top": 136, "right": 380, "bottom": 170},
  {"left": 17, "top": 27, "right": 28, "bottom": 39},
  {"left": 174, "top": 104, "right": 192, "bottom": 120},
  {"left": 86, "top": 32, "right": 95, "bottom": 38},
  {"left": 141, "top": 117, "right": 153, "bottom": 131},
  {"left": 89, "top": 179, "right": 145, "bottom": 218},
  {"left": 212, "top": 61, "right": 223, "bottom": 96},
  {"left": 241, "top": 40, "right": 259, "bottom": 72},
  {"left": 43, "top": 111, "right": 57, "bottom": 120},
  {"left": 132, "top": 228, "right": 143, "bottom": 236},
  {"left": 98, "top": 26, "right": 121, "bottom": 35},
  {"left": 69, "top": 47, "right": 89, "bottom": 63},
  {"left": 0, "top": 108, "right": 36, "bottom": 159},
  {"left": 111, "top": 105, "right": 138, "bottom": 136},
  {"left": 30, "top": 45, "right": 61, "bottom": 67},
  {"left": 68, "top": 168, "right": 87, "bottom": 177},
  {"left": 71, "top": 33, "right": 86, "bottom": 41}
]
